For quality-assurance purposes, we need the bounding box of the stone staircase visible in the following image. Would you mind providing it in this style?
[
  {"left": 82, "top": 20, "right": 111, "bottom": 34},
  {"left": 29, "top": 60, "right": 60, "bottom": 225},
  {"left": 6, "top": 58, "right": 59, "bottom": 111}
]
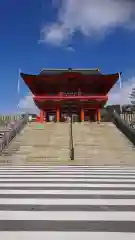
[
  {"left": 0, "top": 122, "right": 70, "bottom": 165},
  {"left": 73, "top": 122, "right": 135, "bottom": 165},
  {"left": 0, "top": 121, "right": 135, "bottom": 166}
]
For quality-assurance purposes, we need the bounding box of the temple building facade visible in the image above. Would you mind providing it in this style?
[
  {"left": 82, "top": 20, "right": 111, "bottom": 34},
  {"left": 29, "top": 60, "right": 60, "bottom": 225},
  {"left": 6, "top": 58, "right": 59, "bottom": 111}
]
[{"left": 21, "top": 68, "right": 120, "bottom": 122}]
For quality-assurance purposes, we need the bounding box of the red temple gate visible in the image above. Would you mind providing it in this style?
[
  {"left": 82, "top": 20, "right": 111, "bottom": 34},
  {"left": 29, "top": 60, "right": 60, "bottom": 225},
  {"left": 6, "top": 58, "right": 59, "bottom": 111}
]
[{"left": 21, "top": 68, "right": 120, "bottom": 122}]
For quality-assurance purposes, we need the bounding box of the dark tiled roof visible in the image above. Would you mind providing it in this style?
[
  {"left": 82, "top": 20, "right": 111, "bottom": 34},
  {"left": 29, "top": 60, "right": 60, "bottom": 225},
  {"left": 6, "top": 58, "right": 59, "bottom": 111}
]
[{"left": 39, "top": 68, "right": 102, "bottom": 76}]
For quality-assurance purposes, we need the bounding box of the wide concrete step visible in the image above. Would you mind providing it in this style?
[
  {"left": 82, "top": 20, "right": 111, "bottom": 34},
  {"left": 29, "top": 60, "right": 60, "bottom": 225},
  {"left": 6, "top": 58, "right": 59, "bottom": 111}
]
[
  {"left": 73, "top": 122, "right": 135, "bottom": 165},
  {"left": 0, "top": 123, "right": 70, "bottom": 165}
]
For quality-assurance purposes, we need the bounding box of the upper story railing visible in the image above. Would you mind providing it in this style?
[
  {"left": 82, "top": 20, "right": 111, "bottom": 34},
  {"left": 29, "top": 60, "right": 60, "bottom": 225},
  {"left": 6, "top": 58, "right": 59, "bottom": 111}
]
[
  {"left": 34, "top": 92, "right": 106, "bottom": 96},
  {"left": 34, "top": 93, "right": 107, "bottom": 101}
]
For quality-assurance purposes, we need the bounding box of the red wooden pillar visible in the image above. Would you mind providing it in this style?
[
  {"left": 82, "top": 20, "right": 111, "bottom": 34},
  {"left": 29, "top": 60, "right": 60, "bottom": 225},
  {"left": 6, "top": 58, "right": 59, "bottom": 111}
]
[
  {"left": 80, "top": 108, "right": 84, "bottom": 122},
  {"left": 56, "top": 107, "right": 60, "bottom": 122},
  {"left": 39, "top": 110, "right": 44, "bottom": 123},
  {"left": 97, "top": 109, "right": 101, "bottom": 122}
]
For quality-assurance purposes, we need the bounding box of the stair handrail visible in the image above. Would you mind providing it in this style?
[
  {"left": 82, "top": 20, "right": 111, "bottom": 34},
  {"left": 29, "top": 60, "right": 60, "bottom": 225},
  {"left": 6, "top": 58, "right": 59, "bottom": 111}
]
[
  {"left": 69, "top": 116, "right": 74, "bottom": 160},
  {"left": 0, "top": 114, "right": 28, "bottom": 153}
]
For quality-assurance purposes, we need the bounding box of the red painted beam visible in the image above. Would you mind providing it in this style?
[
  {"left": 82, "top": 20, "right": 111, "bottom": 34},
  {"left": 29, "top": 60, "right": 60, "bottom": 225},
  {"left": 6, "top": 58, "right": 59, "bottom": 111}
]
[{"left": 33, "top": 95, "right": 108, "bottom": 101}]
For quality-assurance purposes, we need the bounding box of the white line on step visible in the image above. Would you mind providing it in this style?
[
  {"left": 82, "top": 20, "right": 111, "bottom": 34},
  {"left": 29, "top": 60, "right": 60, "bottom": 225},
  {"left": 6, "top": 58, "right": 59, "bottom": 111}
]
[
  {"left": 0, "top": 232, "right": 135, "bottom": 240},
  {"left": 0, "top": 210, "right": 135, "bottom": 221},
  {"left": 0, "top": 183, "right": 135, "bottom": 188},
  {"left": 0, "top": 189, "right": 135, "bottom": 195},
  {"left": 0, "top": 198, "right": 135, "bottom": 206}
]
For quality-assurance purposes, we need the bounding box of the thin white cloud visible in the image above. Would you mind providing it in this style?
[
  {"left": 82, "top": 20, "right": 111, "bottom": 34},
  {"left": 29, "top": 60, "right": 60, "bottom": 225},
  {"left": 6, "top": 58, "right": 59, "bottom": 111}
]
[
  {"left": 66, "top": 45, "right": 75, "bottom": 52},
  {"left": 107, "top": 76, "right": 135, "bottom": 105},
  {"left": 18, "top": 94, "right": 39, "bottom": 113},
  {"left": 40, "top": 0, "right": 135, "bottom": 45}
]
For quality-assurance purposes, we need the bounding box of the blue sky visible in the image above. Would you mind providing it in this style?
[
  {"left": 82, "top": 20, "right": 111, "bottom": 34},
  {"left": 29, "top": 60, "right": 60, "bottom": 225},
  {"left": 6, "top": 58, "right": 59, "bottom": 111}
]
[{"left": 0, "top": 0, "right": 135, "bottom": 113}]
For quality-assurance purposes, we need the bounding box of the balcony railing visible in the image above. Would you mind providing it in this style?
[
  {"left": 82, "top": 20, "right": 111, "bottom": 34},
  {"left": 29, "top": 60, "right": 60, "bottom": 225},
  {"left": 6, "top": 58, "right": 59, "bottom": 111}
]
[{"left": 35, "top": 92, "right": 106, "bottom": 96}]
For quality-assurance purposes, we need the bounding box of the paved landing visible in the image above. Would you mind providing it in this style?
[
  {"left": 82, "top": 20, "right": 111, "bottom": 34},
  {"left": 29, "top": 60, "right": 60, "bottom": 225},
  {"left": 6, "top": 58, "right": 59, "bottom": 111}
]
[{"left": 0, "top": 165, "right": 135, "bottom": 239}]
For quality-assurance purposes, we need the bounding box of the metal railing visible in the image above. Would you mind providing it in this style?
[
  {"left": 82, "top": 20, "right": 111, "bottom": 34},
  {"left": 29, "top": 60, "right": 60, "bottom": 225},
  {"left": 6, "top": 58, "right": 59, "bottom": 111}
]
[
  {"left": 120, "top": 113, "right": 135, "bottom": 125},
  {"left": 119, "top": 113, "right": 135, "bottom": 130},
  {"left": 0, "top": 114, "right": 23, "bottom": 127},
  {"left": 0, "top": 114, "right": 28, "bottom": 153},
  {"left": 110, "top": 110, "right": 135, "bottom": 146}
]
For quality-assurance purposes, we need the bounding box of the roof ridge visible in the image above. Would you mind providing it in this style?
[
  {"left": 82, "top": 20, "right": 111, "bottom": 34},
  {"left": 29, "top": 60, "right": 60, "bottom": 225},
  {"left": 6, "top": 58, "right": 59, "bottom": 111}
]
[{"left": 40, "top": 68, "right": 100, "bottom": 72}]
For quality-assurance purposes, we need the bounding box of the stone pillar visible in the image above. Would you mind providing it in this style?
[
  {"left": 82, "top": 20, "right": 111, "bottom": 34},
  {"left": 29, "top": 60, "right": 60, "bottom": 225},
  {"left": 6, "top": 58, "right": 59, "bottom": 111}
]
[
  {"left": 97, "top": 109, "right": 101, "bottom": 122},
  {"left": 39, "top": 110, "right": 44, "bottom": 123},
  {"left": 56, "top": 107, "right": 60, "bottom": 122},
  {"left": 80, "top": 108, "right": 84, "bottom": 122}
]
